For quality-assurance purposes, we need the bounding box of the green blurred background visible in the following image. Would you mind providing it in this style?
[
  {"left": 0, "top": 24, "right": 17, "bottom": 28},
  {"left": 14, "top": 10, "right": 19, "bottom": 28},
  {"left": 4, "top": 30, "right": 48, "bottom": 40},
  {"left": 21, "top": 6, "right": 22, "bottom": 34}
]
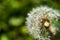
[{"left": 0, "top": 0, "right": 60, "bottom": 40}]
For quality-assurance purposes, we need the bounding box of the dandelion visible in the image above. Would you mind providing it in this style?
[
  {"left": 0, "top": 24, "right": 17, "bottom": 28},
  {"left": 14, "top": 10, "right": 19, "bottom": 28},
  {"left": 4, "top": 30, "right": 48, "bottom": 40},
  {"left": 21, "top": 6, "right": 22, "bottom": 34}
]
[{"left": 26, "top": 6, "right": 60, "bottom": 40}]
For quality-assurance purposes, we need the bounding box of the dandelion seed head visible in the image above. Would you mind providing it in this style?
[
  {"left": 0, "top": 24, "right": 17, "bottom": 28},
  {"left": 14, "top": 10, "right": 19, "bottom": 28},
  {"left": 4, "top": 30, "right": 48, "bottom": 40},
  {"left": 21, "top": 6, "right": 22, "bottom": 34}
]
[{"left": 26, "top": 6, "right": 60, "bottom": 40}]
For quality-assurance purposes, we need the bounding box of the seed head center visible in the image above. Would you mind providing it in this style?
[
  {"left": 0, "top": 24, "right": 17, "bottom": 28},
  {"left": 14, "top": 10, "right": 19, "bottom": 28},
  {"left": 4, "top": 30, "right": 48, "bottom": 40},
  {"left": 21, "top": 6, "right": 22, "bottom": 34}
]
[{"left": 44, "top": 21, "right": 50, "bottom": 27}]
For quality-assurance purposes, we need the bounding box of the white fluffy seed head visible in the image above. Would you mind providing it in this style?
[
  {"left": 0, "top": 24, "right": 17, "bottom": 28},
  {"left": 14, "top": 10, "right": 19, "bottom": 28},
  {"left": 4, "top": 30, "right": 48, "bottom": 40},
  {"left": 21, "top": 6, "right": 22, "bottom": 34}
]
[{"left": 26, "top": 6, "right": 60, "bottom": 40}]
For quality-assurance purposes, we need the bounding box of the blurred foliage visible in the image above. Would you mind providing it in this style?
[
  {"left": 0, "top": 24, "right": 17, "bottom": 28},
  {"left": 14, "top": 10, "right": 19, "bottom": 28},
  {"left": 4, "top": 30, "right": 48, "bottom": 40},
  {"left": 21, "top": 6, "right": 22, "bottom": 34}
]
[{"left": 0, "top": 0, "right": 60, "bottom": 40}]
